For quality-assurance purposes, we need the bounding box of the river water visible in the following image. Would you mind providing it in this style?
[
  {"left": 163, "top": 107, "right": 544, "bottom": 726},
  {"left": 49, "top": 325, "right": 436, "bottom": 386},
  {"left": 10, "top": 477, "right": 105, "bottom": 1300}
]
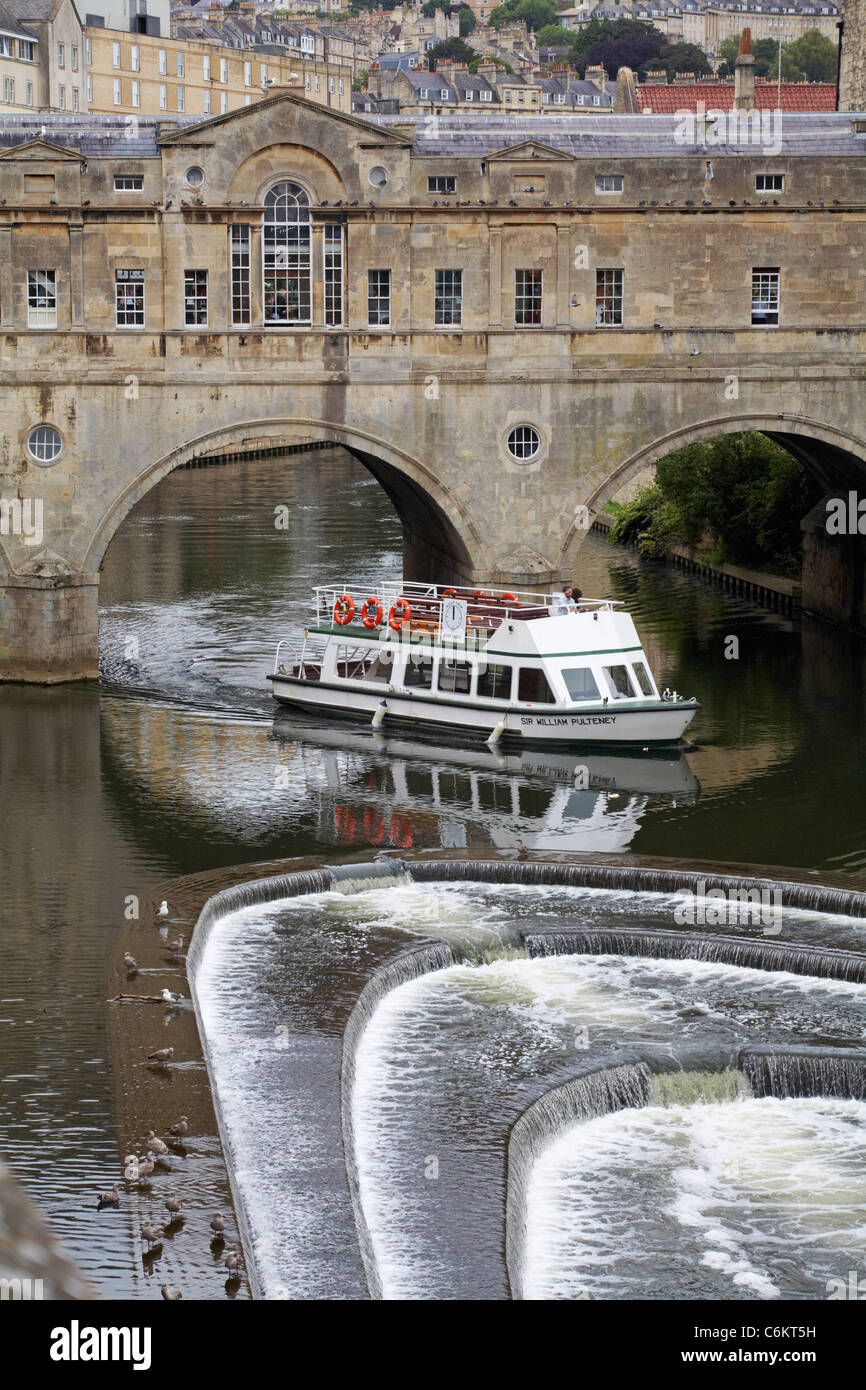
[{"left": 2, "top": 446, "right": 866, "bottom": 1297}]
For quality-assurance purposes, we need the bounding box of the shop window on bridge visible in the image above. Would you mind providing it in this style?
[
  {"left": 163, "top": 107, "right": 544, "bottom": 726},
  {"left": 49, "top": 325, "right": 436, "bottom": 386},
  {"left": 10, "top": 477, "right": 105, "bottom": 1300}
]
[
  {"left": 751, "top": 267, "right": 780, "bottom": 326},
  {"left": 263, "top": 181, "right": 312, "bottom": 325},
  {"left": 517, "top": 667, "right": 556, "bottom": 704},
  {"left": 230, "top": 225, "right": 251, "bottom": 325},
  {"left": 596, "top": 268, "right": 623, "bottom": 326},
  {"left": 27, "top": 269, "right": 56, "bottom": 328},
  {"left": 115, "top": 269, "right": 145, "bottom": 327},
  {"left": 324, "top": 224, "right": 344, "bottom": 327},
  {"left": 183, "top": 269, "right": 208, "bottom": 326}
]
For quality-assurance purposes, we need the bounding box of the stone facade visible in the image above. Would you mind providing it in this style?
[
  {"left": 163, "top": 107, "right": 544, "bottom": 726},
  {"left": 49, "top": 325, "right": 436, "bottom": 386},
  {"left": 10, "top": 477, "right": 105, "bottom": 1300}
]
[
  {"left": 840, "top": 0, "right": 866, "bottom": 109},
  {"left": 1, "top": 99, "right": 865, "bottom": 678}
]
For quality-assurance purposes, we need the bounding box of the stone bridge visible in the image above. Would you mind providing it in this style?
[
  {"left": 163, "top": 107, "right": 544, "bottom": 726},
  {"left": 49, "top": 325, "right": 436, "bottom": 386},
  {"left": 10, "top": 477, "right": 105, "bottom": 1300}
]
[{"left": 1, "top": 101, "right": 865, "bottom": 679}]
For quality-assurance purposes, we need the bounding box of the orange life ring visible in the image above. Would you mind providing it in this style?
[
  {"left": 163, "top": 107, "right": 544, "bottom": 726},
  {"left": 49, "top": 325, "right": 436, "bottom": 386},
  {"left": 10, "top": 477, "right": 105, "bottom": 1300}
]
[
  {"left": 389, "top": 598, "right": 412, "bottom": 631},
  {"left": 501, "top": 592, "right": 521, "bottom": 606},
  {"left": 442, "top": 587, "right": 457, "bottom": 597},
  {"left": 333, "top": 593, "right": 355, "bottom": 625},
  {"left": 474, "top": 588, "right": 487, "bottom": 599},
  {"left": 361, "top": 595, "right": 383, "bottom": 629}
]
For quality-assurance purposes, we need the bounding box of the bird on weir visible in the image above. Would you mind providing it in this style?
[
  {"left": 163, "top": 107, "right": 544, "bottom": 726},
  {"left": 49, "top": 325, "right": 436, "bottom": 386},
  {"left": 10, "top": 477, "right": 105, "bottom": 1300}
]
[
  {"left": 147, "top": 1047, "right": 174, "bottom": 1065},
  {"left": 97, "top": 1184, "right": 120, "bottom": 1209}
]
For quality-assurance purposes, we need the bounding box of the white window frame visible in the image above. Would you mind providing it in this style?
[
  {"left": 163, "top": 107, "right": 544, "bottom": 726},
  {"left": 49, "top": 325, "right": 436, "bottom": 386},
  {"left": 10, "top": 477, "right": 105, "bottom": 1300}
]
[
  {"left": 183, "top": 269, "right": 208, "bottom": 327},
  {"left": 595, "top": 174, "right": 624, "bottom": 194},
  {"left": 434, "top": 268, "right": 462, "bottom": 327},
  {"left": 176, "top": 52, "right": 184, "bottom": 78},
  {"left": 203, "top": 89, "right": 211, "bottom": 114},
  {"left": 262, "top": 181, "right": 312, "bottom": 326},
  {"left": 756, "top": 172, "right": 784, "bottom": 192},
  {"left": 244, "top": 60, "right": 251, "bottom": 85},
  {"left": 131, "top": 44, "right": 139, "bottom": 72},
  {"left": 27, "top": 269, "right": 57, "bottom": 329},
  {"left": 203, "top": 54, "right": 210, "bottom": 80},
  {"left": 159, "top": 48, "right": 166, "bottom": 75},
  {"left": 751, "top": 267, "right": 780, "bottom": 326},
  {"left": 131, "top": 79, "right": 140, "bottom": 107},
  {"left": 219, "top": 57, "right": 227, "bottom": 82},
  {"left": 115, "top": 269, "right": 145, "bottom": 329},
  {"left": 230, "top": 223, "right": 251, "bottom": 325},
  {"left": 113, "top": 77, "right": 121, "bottom": 105},
  {"left": 367, "top": 268, "right": 391, "bottom": 327},
  {"left": 112, "top": 41, "right": 120, "bottom": 69},
  {"left": 177, "top": 86, "right": 184, "bottom": 111},
  {"left": 114, "top": 174, "right": 144, "bottom": 191},
  {"left": 515, "top": 268, "right": 542, "bottom": 326},
  {"left": 220, "top": 90, "right": 227, "bottom": 113},
  {"left": 323, "top": 223, "right": 344, "bottom": 327},
  {"left": 159, "top": 83, "right": 167, "bottom": 110}
]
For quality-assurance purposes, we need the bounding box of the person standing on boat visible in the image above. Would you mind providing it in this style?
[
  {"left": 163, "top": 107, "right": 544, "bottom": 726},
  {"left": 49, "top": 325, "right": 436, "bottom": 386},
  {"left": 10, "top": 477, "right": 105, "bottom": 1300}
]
[{"left": 554, "top": 585, "right": 582, "bottom": 614}]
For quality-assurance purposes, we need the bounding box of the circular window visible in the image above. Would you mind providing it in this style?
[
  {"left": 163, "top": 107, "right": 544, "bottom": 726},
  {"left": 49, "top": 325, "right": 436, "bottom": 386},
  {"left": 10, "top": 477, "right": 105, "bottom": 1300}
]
[
  {"left": 368, "top": 165, "right": 388, "bottom": 188},
  {"left": 506, "top": 425, "right": 541, "bottom": 462},
  {"left": 186, "top": 166, "right": 205, "bottom": 188},
  {"left": 27, "top": 425, "right": 63, "bottom": 465}
]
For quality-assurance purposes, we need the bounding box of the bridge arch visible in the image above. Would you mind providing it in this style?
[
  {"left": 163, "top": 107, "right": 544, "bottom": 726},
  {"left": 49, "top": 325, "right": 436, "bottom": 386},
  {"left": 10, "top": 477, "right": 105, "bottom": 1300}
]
[{"left": 83, "top": 416, "right": 480, "bottom": 584}]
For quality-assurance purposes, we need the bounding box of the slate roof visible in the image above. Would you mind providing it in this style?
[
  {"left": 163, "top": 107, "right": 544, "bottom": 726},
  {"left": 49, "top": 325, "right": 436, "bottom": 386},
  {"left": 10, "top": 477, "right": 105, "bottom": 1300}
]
[
  {"left": 0, "top": 110, "right": 862, "bottom": 160},
  {"left": 0, "top": 1, "right": 38, "bottom": 38}
]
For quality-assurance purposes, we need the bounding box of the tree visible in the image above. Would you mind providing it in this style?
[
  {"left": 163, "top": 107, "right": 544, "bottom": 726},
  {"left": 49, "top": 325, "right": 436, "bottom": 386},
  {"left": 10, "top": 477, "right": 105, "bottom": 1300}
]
[
  {"left": 536, "top": 24, "right": 578, "bottom": 48},
  {"left": 570, "top": 16, "right": 657, "bottom": 56},
  {"left": 578, "top": 31, "right": 664, "bottom": 79},
  {"left": 458, "top": 6, "right": 477, "bottom": 35},
  {"left": 650, "top": 41, "right": 712, "bottom": 81},
  {"left": 787, "top": 28, "right": 838, "bottom": 82},
  {"left": 487, "top": 0, "right": 558, "bottom": 32},
  {"left": 426, "top": 37, "right": 477, "bottom": 69},
  {"left": 420, "top": 1, "right": 477, "bottom": 35},
  {"left": 352, "top": 69, "right": 369, "bottom": 92}
]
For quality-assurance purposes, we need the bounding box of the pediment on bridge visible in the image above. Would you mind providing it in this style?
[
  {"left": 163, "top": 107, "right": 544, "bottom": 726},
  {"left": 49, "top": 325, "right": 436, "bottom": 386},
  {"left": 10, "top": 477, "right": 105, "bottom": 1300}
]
[
  {"left": 0, "top": 138, "right": 83, "bottom": 164},
  {"left": 156, "top": 91, "right": 413, "bottom": 149},
  {"left": 487, "top": 140, "right": 576, "bottom": 164}
]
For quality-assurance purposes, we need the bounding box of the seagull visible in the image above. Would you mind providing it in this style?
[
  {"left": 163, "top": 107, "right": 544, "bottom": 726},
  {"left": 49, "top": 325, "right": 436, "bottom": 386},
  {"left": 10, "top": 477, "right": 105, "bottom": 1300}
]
[
  {"left": 124, "top": 952, "right": 138, "bottom": 972},
  {"left": 162, "top": 988, "right": 185, "bottom": 1004},
  {"left": 157, "top": 901, "right": 169, "bottom": 918},
  {"left": 210, "top": 1212, "right": 226, "bottom": 1236},
  {"left": 161, "top": 1284, "right": 182, "bottom": 1300},
  {"left": 166, "top": 935, "right": 184, "bottom": 955},
  {"left": 142, "top": 1218, "right": 162, "bottom": 1250},
  {"left": 97, "top": 1184, "right": 120, "bottom": 1209},
  {"left": 137, "top": 1154, "right": 156, "bottom": 1179},
  {"left": 144, "top": 1131, "right": 170, "bottom": 1156},
  {"left": 147, "top": 1047, "right": 174, "bottom": 1065},
  {"left": 164, "top": 1194, "right": 182, "bottom": 1217},
  {"left": 167, "top": 1116, "right": 189, "bottom": 1141},
  {"left": 225, "top": 1249, "right": 241, "bottom": 1276}
]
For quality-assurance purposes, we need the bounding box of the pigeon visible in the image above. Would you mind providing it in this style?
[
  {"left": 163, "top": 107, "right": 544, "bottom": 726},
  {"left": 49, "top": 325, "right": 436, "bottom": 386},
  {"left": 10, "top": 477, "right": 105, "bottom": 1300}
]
[
  {"left": 164, "top": 1194, "right": 182, "bottom": 1217},
  {"left": 210, "top": 1212, "right": 226, "bottom": 1236},
  {"left": 97, "top": 1184, "right": 120, "bottom": 1209},
  {"left": 225, "top": 1249, "right": 241, "bottom": 1276},
  {"left": 124, "top": 952, "right": 138, "bottom": 971},
  {"left": 142, "top": 1219, "right": 162, "bottom": 1250},
  {"left": 144, "top": 1131, "right": 170, "bottom": 1156},
  {"left": 147, "top": 1047, "right": 174, "bottom": 1065},
  {"left": 162, "top": 988, "right": 185, "bottom": 1004},
  {"left": 161, "top": 1284, "right": 182, "bottom": 1300},
  {"left": 167, "top": 1116, "right": 189, "bottom": 1141},
  {"left": 157, "top": 901, "right": 169, "bottom": 918}
]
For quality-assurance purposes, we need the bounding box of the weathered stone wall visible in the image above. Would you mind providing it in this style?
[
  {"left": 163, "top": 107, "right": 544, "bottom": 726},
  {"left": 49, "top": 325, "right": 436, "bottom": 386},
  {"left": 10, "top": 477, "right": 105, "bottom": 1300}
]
[{"left": 840, "top": 0, "right": 866, "bottom": 110}]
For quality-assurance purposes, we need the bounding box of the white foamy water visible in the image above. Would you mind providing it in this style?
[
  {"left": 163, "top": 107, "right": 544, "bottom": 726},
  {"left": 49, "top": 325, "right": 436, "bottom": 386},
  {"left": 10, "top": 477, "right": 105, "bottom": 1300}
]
[{"left": 522, "top": 1096, "right": 866, "bottom": 1301}]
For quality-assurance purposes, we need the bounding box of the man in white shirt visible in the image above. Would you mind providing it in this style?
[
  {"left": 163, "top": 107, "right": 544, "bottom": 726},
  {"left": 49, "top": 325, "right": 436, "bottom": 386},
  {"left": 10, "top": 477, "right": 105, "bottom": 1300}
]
[{"left": 554, "top": 584, "right": 582, "bottom": 615}]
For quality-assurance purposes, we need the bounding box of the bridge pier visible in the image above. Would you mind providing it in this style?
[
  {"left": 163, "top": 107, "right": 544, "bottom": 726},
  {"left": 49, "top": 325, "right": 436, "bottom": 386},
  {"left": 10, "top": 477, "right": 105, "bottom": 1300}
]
[
  {"left": 801, "top": 496, "right": 866, "bottom": 633},
  {"left": 0, "top": 573, "right": 99, "bottom": 684}
]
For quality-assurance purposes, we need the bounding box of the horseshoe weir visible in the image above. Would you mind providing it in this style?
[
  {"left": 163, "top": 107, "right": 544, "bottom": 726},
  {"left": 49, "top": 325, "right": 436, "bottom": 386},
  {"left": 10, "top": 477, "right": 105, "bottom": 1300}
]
[{"left": 185, "top": 858, "right": 866, "bottom": 1300}]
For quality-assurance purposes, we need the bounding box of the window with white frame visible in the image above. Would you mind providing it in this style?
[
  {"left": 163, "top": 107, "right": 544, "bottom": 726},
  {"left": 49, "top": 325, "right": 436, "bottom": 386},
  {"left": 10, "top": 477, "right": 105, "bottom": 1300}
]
[
  {"left": 229, "top": 224, "right": 251, "bottom": 324},
  {"left": 244, "top": 60, "right": 251, "bottom": 85},
  {"left": 72, "top": 86, "right": 78, "bottom": 111},
  {"left": 177, "top": 52, "right": 184, "bottom": 77},
  {"left": 115, "top": 269, "right": 144, "bottom": 327},
  {"left": 115, "top": 174, "right": 144, "bottom": 191},
  {"left": 19, "top": 39, "right": 35, "bottom": 61},
  {"left": 1, "top": 35, "right": 14, "bottom": 57},
  {"left": 756, "top": 173, "right": 784, "bottom": 192},
  {"left": 85, "top": 36, "right": 91, "bottom": 64},
  {"left": 131, "top": 79, "right": 140, "bottom": 107},
  {"left": 751, "top": 267, "right": 780, "bottom": 325},
  {"left": 159, "top": 83, "right": 166, "bottom": 109},
  {"left": 113, "top": 77, "right": 121, "bottom": 104},
  {"left": 596, "top": 268, "right": 623, "bottom": 325},
  {"left": 595, "top": 174, "right": 623, "bottom": 193},
  {"left": 324, "top": 224, "right": 344, "bottom": 326},
  {"left": 58, "top": 85, "right": 65, "bottom": 108},
  {"left": 27, "top": 80, "right": 34, "bottom": 105},
  {"left": 27, "top": 270, "right": 57, "bottom": 328},
  {"left": 131, "top": 44, "right": 139, "bottom": 71},
  {"left": 367, "top": 269, "right": 390, "bottom": 326},
  {"left": 177, "top": 86, "right": 184, "bottom": 111},
  {"left": 2, "top": 76, "right": 13, "bottom": 103},
  {"left": 434, "top": 268, "right": 462, "bottom": 326},
  {"left": 58, "top": 41, "right": 64, "bottom": 67},
  {"left": 219, "top": 57, "right": 227, "bottom": 82},
  {"left": 203, "top": 89, "right": 211, "bottom": 114},
  {"left": 203, "top": 54, "right": 210, "bottom": 80},
  {"left": 220, "top": 90, "right": 227, "bottom": 113},
  {"left": 72, "top": 45, "right": 78, "bottom": 71},
  {"left": 428, "top": 175, "right": 456, "bottom": 194},
  {"left": 183, "top": 269, "right": 208, "bottom": 326},
  {"left": 515, "top": 268, "right": 542, "bottom": 326},
  {"left": 263, "top": 181, "right": 312, "bottom": 325},
  {"left": 112, "top": 41, "right": 120, "bottom": 68},
  {"left": 159, "top": 48, "right": 166, "bottom": 75}
]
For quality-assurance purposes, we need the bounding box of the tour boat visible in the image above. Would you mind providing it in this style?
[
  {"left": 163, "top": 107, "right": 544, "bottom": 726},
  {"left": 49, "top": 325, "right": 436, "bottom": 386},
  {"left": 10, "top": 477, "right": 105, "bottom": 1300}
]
[{"left": 268, "top": 582, "right": 699, "bottom": 748}]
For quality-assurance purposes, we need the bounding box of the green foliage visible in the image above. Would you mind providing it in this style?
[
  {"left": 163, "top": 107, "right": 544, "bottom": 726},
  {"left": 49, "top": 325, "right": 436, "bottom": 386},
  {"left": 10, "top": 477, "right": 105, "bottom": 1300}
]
[
  {"left": 607, "top": 434, "right": 822, "bottom": 574},
  {"left": 487, "top": 0, "right": 558, "bottom": 33},
  {"left": 425, "top": 36, "right": 477, "bottom": 68},
  {"left": 467, "top": 53, "right": 515, "bottom": 74},
  {"left": 421, "top": 2, "right": 477, "bottom": 35},
  {"left": 787, "top": 28, "right": 839, "bottom": 82},
  {"left": 651, "top": 41, "right": 712, "bottom": 81},
  {"left": 352, "top": 69, "right": 369, "bottom": 92},
  {"left": 536, "top": 24, "right": 577, "bottom": 48},
  {"left": 717, "top": 28, "right": 837, "bottom": 81},
  {"left": 458, "top": 6, "right": 477, "bottom": 36}
]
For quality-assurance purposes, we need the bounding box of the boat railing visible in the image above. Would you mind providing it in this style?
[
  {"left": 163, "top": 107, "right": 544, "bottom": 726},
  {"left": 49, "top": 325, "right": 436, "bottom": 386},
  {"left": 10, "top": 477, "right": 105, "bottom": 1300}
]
[
  {"left": 310, "top": 583, "right": 623, "bottom": 633},
  {"left": 273, "top": 632, "right": 328, "bottom": 677}
]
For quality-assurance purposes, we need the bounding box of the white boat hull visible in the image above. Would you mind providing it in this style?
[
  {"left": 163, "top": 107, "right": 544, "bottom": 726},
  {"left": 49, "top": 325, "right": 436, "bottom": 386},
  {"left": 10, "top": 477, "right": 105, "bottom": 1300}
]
[{"left": 268, "top": 676, "right": 698, "bottom": 747}]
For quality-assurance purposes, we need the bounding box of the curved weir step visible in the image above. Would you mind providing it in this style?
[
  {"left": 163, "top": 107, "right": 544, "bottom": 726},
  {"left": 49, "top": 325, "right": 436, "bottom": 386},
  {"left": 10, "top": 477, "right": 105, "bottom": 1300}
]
[
  {"left": 523, "top": 928, "right": 866, "bottom": 982},
  {"left": 740, "top": 1047, "right": 866, "bottom": 1099}
]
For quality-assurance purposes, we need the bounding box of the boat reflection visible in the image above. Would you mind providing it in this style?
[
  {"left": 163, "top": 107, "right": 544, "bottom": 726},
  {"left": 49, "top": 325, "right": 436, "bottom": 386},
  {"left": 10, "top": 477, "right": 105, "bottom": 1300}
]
[{"left": 271, "top": 711, "right": 699, "bottom": 855}]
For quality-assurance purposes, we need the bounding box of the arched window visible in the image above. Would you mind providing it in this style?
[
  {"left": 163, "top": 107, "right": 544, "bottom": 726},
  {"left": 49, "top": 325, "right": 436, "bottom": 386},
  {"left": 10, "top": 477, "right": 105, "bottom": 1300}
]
[{"left": 263, "top": 180, "right": 311, "bottom": 325}]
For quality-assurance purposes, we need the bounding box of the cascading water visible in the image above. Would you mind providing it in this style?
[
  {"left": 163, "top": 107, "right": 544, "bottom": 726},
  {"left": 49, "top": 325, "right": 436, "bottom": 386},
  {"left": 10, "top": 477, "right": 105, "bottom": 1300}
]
[
  {"left": 740, "top": 1047, "right": 866, "bottom": 1100},
  {"left": 189, "top": 863, "right": 866, "bottom": 1299}
]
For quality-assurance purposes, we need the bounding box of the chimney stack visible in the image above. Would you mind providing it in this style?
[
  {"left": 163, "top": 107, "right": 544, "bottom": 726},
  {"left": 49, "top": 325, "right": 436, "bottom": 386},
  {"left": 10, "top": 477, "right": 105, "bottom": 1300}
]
[{"left": 734, "top": 27, "right": 756, "bottom": 112}]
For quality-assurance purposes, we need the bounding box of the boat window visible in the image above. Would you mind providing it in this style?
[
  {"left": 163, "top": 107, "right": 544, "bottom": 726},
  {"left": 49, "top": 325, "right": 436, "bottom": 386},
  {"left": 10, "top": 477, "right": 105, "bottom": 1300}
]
[
  {"left": 517, "top": 667, "right": 556, "bottom": 704},
  {"left": 404, "top": 652, "right": 434, "bottom": 690},
  {"left": 360, "top": 649, "right": 394, "bottom": 684},
  {"left": 437, "top": 658, "right": 472, "bottom": 695},
  {"left": 631, "top": 661, "right": 654, "bottom": 696},
  {"left": 562, "top": 667, "right": 601, "bottom": 702},
  {"left": 477, "top": 661, "right": 512, "bottom": 699},
  {"left": 603, "top": 664, "right": 636, "bottom": 700}
]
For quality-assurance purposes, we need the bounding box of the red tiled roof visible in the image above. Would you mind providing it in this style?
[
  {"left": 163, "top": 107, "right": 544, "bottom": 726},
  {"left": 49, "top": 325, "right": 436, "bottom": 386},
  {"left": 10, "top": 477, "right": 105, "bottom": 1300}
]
[{"left": 636, "top": 83, "right": 837, "bottom": 113}]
